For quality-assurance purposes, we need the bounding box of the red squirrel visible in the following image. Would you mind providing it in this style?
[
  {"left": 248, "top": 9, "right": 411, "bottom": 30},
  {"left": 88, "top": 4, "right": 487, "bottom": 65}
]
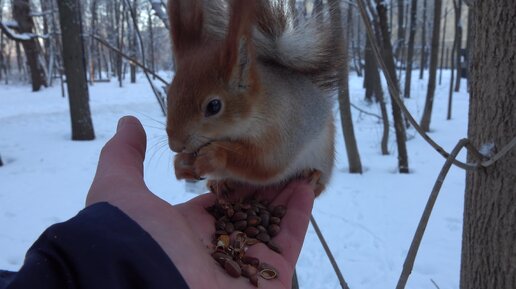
[{"left": 166, "top": 0, "right": 342, "bottom": 196}]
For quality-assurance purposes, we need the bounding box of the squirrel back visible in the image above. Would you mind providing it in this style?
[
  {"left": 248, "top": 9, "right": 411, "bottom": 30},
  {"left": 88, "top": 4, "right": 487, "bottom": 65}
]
[{"left": 167, "top": 0, "right": 340, "bottom": 195}]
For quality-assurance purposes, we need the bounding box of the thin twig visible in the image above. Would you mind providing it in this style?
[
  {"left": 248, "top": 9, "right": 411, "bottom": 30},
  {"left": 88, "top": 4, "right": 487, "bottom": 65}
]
[
  {"left": 310, "top": 215, "right": 351, "bottom": 289},
  {"left": 91, "top": 34, "right": 168, "bottom": 86},
  {"left": 125, "top": 0, "right": 167, "bottom": 116},
  {"left": 395, "top": 138, "right": 470, "bottom": 289},
  {"left": 351, "top": 103, "right": 382, "bottom": 120},
  {"left": 430, "top": 279, "right": 441, "bottom": 289}
]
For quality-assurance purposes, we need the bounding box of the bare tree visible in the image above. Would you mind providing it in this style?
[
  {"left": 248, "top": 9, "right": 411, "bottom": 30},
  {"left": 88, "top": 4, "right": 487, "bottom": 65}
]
[
  {"left": 419, "top": 0, "right": 427, "bottom": 80},
  {"left": 57, "top": 0, "right": 95, "bottom": 140},
  {"left": 12, "top": 0, "right": 47, "bottom": 91},
  {"left": 439, "top": 6, "right": 448, "bottom": 85},
  {"left": 375, "top": 0, "right": 409, "bottom": 173},
  {"left": 403, "top": 0, "right": 418, "bottom": 98},
  {"left": 460, "top": 1, "right": 516, "bottom": 288},
  {"left": 452, "top": 0, "right": 462, "bottom": 92},
  {"left": 420, "top": 0, "right": 443, "bottom": 132},
  {"left": 330, "top": 0, "right": 363, "bottom": 174}
]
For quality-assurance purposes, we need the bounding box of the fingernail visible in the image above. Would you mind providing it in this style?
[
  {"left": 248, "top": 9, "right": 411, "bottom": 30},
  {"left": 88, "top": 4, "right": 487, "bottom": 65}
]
[{"left": 117, "top": 117, "right": 127, "bottom": 132}]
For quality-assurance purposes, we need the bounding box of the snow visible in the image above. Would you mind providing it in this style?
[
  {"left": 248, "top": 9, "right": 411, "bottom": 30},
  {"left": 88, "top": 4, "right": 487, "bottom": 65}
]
[{"left": 0, "top": 71, "right": 469, "bottom": 289}]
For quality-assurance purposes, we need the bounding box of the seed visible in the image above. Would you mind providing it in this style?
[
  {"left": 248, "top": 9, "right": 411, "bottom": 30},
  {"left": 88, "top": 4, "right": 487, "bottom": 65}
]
[
  {"left": 257, "top": 225, "right": 267, "bottom": 233},
  {"left": 225, "top": 222, "right": 235, "bottom": 234},
  {"left": 247, "top": 215, "right": 261, "bottom": 226},
  {"left": 234, "top": 220, "right": 247, "bottom": 231},
  {"left": 246, "top": 238, "right": 260, "bottom": 246},
  {"left": 241, "top": 264, "right": 258, "bottom": 278},
  {"left": 272, "top": 205, "right": 287, "bottom": 218},
  {"left": 259, "top": 263, "right": 278, "bottom": 279},
  {"left": 224, "top": 259, "right": 241, "bottom": 278},
  {"left": 233, "top": 203, "right": 242, "bottom": 212},
  {"left": 270, "top": 216, "right": 281, "bottom": 225},
  {"left": 225, "top": 207, "right": 235, "bottom": 218},
  {"left": 249, "top": 274, "right": 259, "bottom": 287},
  {"left": 212, "top": 252, "right": 231, "bottom": 266},
  {"left": 260, "top": 213, "right": 270, "bottom": 227},
  {"left": 268, "top": 224, "right": 281, "bottom": 237},
  {"left": 267, "top": 241, "right": 282, "bottom": 254},
  {"left": 231, "top": 211, "right": 247, "bottom": 222},
  {"left": 245, "top": 226, "right": 260, "bottom": 238},
  {"left": 218, "top": 234, "right": 230, "bottom": 247},
  {"left": 241, "top": 255, "right": 260, "bottom": 267},
  {"left": 259, "top": 268, "right": 278, "bottom": 280},
  {"left": 215, "top": 220, "right": 226, "bottom": 230},
  {"left": 256, "top": 232, "right": 271, "bottom": 243}
]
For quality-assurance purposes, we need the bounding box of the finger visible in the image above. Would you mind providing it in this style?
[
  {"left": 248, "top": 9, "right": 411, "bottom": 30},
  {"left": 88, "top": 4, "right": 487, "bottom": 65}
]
[
  {"left": 87, "top": 116, "right": 148, "bottom": 205},
  {"left": 270, "top": 180, "right": 315, "bottom": 266},
  {"left": 99, "top": 116, "right": 147, "bottom": 176}
]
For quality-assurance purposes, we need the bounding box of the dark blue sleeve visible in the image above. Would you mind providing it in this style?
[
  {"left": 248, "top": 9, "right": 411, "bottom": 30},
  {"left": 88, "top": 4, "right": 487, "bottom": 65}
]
[{"left": 0, "top": 203, "right": 189, "bottom": 289}]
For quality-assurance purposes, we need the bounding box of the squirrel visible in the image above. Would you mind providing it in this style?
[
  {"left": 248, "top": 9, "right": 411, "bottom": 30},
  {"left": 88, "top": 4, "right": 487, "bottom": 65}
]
[{"left": 166, "top": 0, "right": 342, "bottom": 196}]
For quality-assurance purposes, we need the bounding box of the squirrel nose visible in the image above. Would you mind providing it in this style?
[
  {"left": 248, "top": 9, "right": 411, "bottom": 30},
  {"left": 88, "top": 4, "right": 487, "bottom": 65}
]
[
  {"left": 166, "top": 127, "right": 186, "bottom": 152},
  {"left": 168, "top": 138, "right": 185, "bottom": 153}
]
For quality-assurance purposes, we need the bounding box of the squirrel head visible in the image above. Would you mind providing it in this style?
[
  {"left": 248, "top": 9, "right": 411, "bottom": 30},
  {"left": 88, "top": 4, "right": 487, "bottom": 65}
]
[{"left": 166, "top": 0, "right": 260, "bottom": 153}]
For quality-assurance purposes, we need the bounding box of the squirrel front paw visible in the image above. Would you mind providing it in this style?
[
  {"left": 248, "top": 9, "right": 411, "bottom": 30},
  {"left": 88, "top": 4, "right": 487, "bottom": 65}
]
[
  {"left": 194, "top": 143, "right": 228, "bottom": 178},
  {"left": 174, "top": 152, "right": 199, "bottom": 180}
]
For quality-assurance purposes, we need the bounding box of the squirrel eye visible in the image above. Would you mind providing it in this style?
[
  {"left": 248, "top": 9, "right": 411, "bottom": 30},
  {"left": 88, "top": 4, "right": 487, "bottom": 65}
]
[{"left": 205, "top": 99, "right": 222, "bottom": 117}]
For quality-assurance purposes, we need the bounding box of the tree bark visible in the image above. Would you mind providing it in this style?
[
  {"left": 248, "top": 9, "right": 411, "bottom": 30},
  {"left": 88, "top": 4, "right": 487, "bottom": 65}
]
[
  {"left": 330, "top": 0, "right": 363, "bottom": 174},
  {"left": 420, "top": 0, "right": 443, "bottom": 132},
  {"left": 403, "top": 0, "right": 418, "bottom": 98},
  {"left": 12, "top": 0, "right": 47, "bottom": 91},
  {"left": 460, "top": 1, "right": 516, "bottom": 288},
  {"left": 453, "top": 0, "right": 462, "bottom": 92},
  {"left": 129, "top": 0, "right": 138, "bottom": 84},
  {"left": 57, "top": 0, "right": 95, "bottom": 141},
  {"left": 376, "top": 0, "right": 409, "bottom": 173},
  {"left": 439, "top": 7, "right": 448, "bottom": 85},
  {"left": 419, "top": 0, "right": 428, "bottom": 80}
]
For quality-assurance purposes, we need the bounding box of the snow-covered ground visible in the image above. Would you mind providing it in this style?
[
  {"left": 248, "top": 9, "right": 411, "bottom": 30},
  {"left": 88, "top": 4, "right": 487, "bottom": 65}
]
[{"left": 0, "top": 72, "right": 469, "bottom": 289}]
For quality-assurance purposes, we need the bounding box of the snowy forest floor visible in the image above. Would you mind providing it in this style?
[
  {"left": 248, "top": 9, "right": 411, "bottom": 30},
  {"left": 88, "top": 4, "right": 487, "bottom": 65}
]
[{"left": 0, "top": 71, "right": 469, "bottom": 289}]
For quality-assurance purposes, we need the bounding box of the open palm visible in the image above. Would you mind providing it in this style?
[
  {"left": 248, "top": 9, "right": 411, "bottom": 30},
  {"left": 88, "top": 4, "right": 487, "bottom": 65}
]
[{"left": 87, "top": 116, "right": 315, "bottom": 289}]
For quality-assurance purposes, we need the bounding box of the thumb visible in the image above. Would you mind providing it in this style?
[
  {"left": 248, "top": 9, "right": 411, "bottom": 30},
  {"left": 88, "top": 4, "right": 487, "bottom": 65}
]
[{"left": 87, "top": 116, "right": 148, "bottom": 205}]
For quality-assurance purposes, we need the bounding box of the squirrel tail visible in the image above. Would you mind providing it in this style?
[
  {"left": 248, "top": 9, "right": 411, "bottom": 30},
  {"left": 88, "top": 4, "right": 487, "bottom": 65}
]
[{"left": 203, "top": 0, "right": 343, "bottom": 92}]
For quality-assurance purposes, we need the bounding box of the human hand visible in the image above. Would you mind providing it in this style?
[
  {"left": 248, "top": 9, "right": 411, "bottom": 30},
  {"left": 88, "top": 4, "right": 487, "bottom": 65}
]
[{"left": 86, "top": 116, "right": 315, "bottom": 289}]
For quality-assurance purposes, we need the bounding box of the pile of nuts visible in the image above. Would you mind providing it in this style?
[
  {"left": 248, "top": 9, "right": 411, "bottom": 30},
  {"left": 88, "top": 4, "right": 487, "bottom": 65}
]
[{"left": 206, "top": 198, "right": 287, "bottom": 287}]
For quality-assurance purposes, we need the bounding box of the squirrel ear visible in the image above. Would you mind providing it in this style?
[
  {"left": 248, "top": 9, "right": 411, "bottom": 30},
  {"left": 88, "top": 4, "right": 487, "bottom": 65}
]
[
  {"left": 226, "top": 36, "right": 255, "bottom": 92},
  {"left": 221, "top": 0, "right": 258, "bottom": 93},
  {"left": 168, "top": 0, "right": 204, "bottom": 61}
]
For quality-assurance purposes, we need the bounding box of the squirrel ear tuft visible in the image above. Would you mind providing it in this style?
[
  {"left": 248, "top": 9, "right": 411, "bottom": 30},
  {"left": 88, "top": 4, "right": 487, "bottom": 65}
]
[
  {"left": 226, "top": 36, "right": 255, "bottom": 92},
  {"left": 168, "top": 0, "right": 204, "bottom": 61},
  {"left": 221, "top": 0, "right": 258, "bottom": 93}
]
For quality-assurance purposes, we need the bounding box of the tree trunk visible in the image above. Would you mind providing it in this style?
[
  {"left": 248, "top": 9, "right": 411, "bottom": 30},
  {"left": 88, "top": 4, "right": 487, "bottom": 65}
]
[
  {"left": 453, "top": 0, "right": 462, "bottom": 92},
  {"left": 460, "top": 1, "right": 516, "bottom": 288},
  {"left": 420, "top": 0, "right": 443, "bottom": 132},
  {"left": 57, "top": 0, "right": 95, "bottom": 141},
  {"left": 403, "top": 0, "right": 418, "bottom": 98},
  {"left": 376, "top": 0, "right": 409, "bottom": 173},
  {"left": 129, "top": 0, "right": 138, "bottom": 84},
  {"left": 396, "top": 0, "right": 405, "bottom": 61},
  {"left": 148, "top": 8, "right": 156, "bottom": 79},
  {"left": 330, "top": 0, "right": 363, "bottom": 174},
  {"left": 12, "top": 0, "right": 47, "bottom": 91},
  {"left": 419, "top": 0, "right": 428, "bottom": 80},
  {"left": 439, "top": 7, "right": 448, "bottom": 85}
]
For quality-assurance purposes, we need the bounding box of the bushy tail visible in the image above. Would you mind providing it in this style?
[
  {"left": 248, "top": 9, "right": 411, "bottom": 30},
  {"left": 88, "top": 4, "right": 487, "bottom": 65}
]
[{"left": 172, "top": 0, "right": 342, "bottom": 91}]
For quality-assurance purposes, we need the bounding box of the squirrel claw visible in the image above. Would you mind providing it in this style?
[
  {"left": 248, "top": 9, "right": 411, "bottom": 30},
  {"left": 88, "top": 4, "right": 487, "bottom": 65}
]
[
  {"left": 302, "top": 169, "right": 325, "bottom": 196},
  {"left": 194, "top": 144, "right": 227, "bottom": 178}
]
